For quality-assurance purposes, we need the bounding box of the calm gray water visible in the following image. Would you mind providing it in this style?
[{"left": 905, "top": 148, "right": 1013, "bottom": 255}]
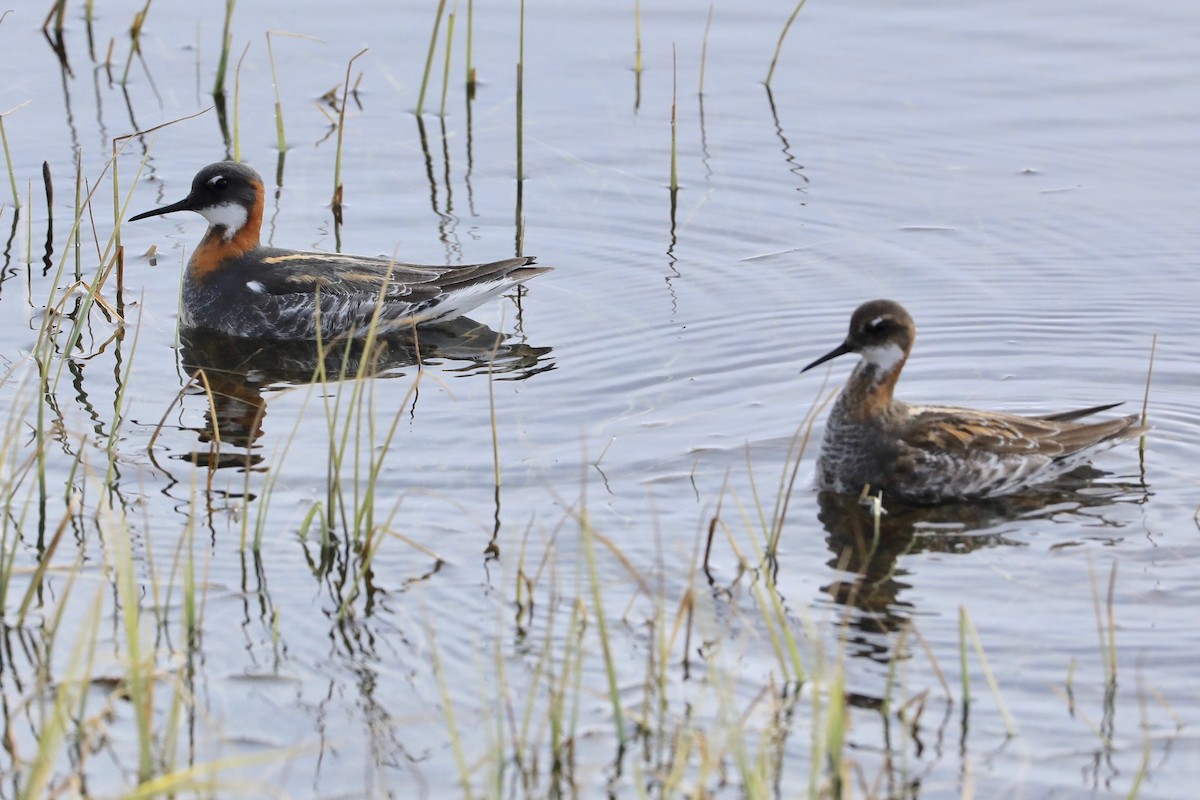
[{"left": 1, "top": 0, "right": 1198, "bottom": 797}]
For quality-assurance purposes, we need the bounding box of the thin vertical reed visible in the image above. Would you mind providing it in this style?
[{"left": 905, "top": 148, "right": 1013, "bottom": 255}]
[
  {"left": 960, "top": 605, "right": 1017, "bottom": 736},
  {"left": 24, "top": 181, "right": 31, "bottom": 268},
  {"left": 43, "top": 0, "right": 67, "bottom": 33},
  {"left": 1139, "top": 333, "right": 1155, "bottom": 452},
  {"left": 698, "top": 4, "right": 714, "bottom": 95},
  {"left": 121, "top": 2, "right": 152, "bottom": 86},
  {"left": 231, "top": 41, "right": 251, "bottom": 162},
  {"left": 265, "top": 31, "right": 288, "bottom": 153},
  {"left": 633, "top": 0, "right": 643, "bottom": 74},
  {"left": 765, "top": 0, "right": 808, "bottom": 87},
  {"left": 213, "top": 0, "right": 237, "bottom": 98},
  {"left": 465, "top": 0, "right": 476, "bottom": 92},
  {"left": 582, "top": 510, "right": 627, "bottom": 746},
  {"left": 516, "top": 0, "right": 525, "bottom": 185},
  {"left": 669, "top": 45, "right": 678, "bottom": 192},
  {"left": 958, "top": 606, "right": 970, "bottom": 708},
  {"left": 428, "top": 622, "right": 475, "bottom": 799},
  {"left": 439, "top": 9, "right": 456, "bottom": 118},
  {"left": 73, "top": 151, "right": 82, "bottom": 280},
  {"left": 1089, "top": 558, "right": 1120, "bottom": 684},
  {"left": 0, "top": 108, "right": 22, "bottom": 209},
  {"left": 331, "top": 48, "right": 368, "bottom": 221},
  {"left": 416, "top": 0, "right": 448, "bottom": 116}
]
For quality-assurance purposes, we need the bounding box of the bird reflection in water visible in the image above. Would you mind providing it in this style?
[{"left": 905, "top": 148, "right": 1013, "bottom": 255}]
[
  {"left": 817, "top": 464, "right": 1150, "bottom": 666},
  {"left": 173, "top": 316, "right": 553, "bottom": 470}
]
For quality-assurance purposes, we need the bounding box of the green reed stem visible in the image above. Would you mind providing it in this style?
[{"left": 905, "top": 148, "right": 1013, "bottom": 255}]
[
  {"left": 1127, "top": 672, "right": 1152, "bottom": 799},
  {"left": 633, "top": 0, "right": 643, "bottom": 74},
  {"left": 265, "top": 31, "right": 316, "bottom": 154},
  {"left": 121, "top": 2, "right": 151, "bottom": 87},
  {"left": 24, "top": 180, "right": 31, "bottom": 268},
  {"left": 516, "top": 0, "right": 525, "bottom": 184},
  {"left": 110, "top": 499, "right": 154, "bottom": 781},
  {"left": 1089, "top": 558, "right": 1120, "bottom": 684},
  {"left": 961, "top": 605, "right": 1017, "bottom": 736},
  {"left": 266, "top": 31, "right": 287, "bottom": 152},
  {"left": 824, "top": 666, "right": 847, "bottom": 795},
  {"left": 1139, "top": 333, "right": 1155, "bottom": 452},
  {"left": 332, "top": 48, "right": 368, "bottom": 215},
  {"left": 0, "top": 111, "right": 19, "bottom": 210},
  {"left": 764, "top": 0, "right": 808, "bottom": 87},
  {"left": 440, "top": 9, "right": 456, "bottom": 118},
  {"left": 231, "top": 41, "right": 251, "bottom": 162},
  {"left": 43, "top": 0, "right": 67, "bottom": 33},
  {"left": 582, "top": 509, "right": 627, "bottom": 746},
  {"left": 699, "top": 4, "right": 714, "bottom": 95},
  {"left": 213, "top": 0, "right": 236, "bottom": 97},
  {"left": 669, "top": 45, "right": 678, "bottom": 191},
  {"left": 429, "top": 622, "right": 475, "bottom": 800},
  {"left": 73, "top": 152, "right": 82, "bottom": 280},
  {"left": 416, "top": 0, "right": 448, "bottom": 116},
  {"left": 465, "top": 0, "right": 476, "bottom": 90},
  {"left": 958, "top": 605, "right": 970, "bottom": 708}
]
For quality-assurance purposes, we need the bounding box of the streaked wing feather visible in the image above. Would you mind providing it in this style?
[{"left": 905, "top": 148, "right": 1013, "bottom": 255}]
[
  {"left": 905, "top": 405, "right": 1141, "bottom": 460},
  {"left": 249, "top": 253, "right": 538, "bottom": 301}
]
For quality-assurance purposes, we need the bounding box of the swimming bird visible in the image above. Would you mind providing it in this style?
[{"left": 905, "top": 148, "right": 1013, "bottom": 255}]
[
  {"left": 128, "top": 161, "right": 551, "bottom": 339},
  {"left": 802, "top": 299, "right": 1147, "bottom": 504}
]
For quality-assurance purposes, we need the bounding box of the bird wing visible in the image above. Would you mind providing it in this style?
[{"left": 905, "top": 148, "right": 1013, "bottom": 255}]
[
  {"left": 904, "top": 405, "right": 1140, "bottom": 460},
  {"left": 245, "top": 252, "right": 439, "bottom": 300},
  {"left": 244, "top": 251, "right": 540, "bottom": 304}
]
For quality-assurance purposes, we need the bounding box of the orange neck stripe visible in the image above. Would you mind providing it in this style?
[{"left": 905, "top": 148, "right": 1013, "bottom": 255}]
[{"left": 187, "top": 179, "right": 264, "bottom": 281}]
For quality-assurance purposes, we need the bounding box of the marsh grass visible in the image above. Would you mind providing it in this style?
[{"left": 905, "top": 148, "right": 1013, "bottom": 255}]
[
  {"left": 426, "top": 435, "right": 989, "bottom": 798},
  {"left": 423, "top": 396, "right": 989, "bottom": 798},
  {"left": 0, "top": 154, "right": 319, "bottom": 796}
]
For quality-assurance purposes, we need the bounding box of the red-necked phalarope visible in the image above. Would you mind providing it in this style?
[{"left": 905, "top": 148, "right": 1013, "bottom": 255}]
[
  {"left": 128, "top": 161, "right": 551, "bottom": 339},
  {"left": 802, "top": 299, "right": 1147, "bottom": 504}
]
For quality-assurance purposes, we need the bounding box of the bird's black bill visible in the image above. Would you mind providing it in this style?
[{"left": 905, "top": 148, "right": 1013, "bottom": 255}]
[
  {"left": 128, "top": 196, "right": 194, "bottom": 222},
  {"left": 801, "top": 341, "right": 854, "bottom": 373}
]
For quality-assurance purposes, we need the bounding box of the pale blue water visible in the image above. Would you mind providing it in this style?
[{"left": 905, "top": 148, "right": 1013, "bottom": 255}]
[{"left": 0, "top": 0, "right": 1197, "bottom": 796}]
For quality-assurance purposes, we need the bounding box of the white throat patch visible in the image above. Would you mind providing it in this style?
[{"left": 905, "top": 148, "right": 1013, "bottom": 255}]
[
  {"left": 198, "top": 202, "right": 248, "bottom": 240},
  {"left": 859, "top": 343, "right": 905, "bottom": 375}
]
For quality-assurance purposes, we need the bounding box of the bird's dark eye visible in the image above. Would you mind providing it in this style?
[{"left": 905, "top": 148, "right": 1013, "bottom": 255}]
[{"left": 208, "top": 175, "right": 228, "bottom": 189}]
